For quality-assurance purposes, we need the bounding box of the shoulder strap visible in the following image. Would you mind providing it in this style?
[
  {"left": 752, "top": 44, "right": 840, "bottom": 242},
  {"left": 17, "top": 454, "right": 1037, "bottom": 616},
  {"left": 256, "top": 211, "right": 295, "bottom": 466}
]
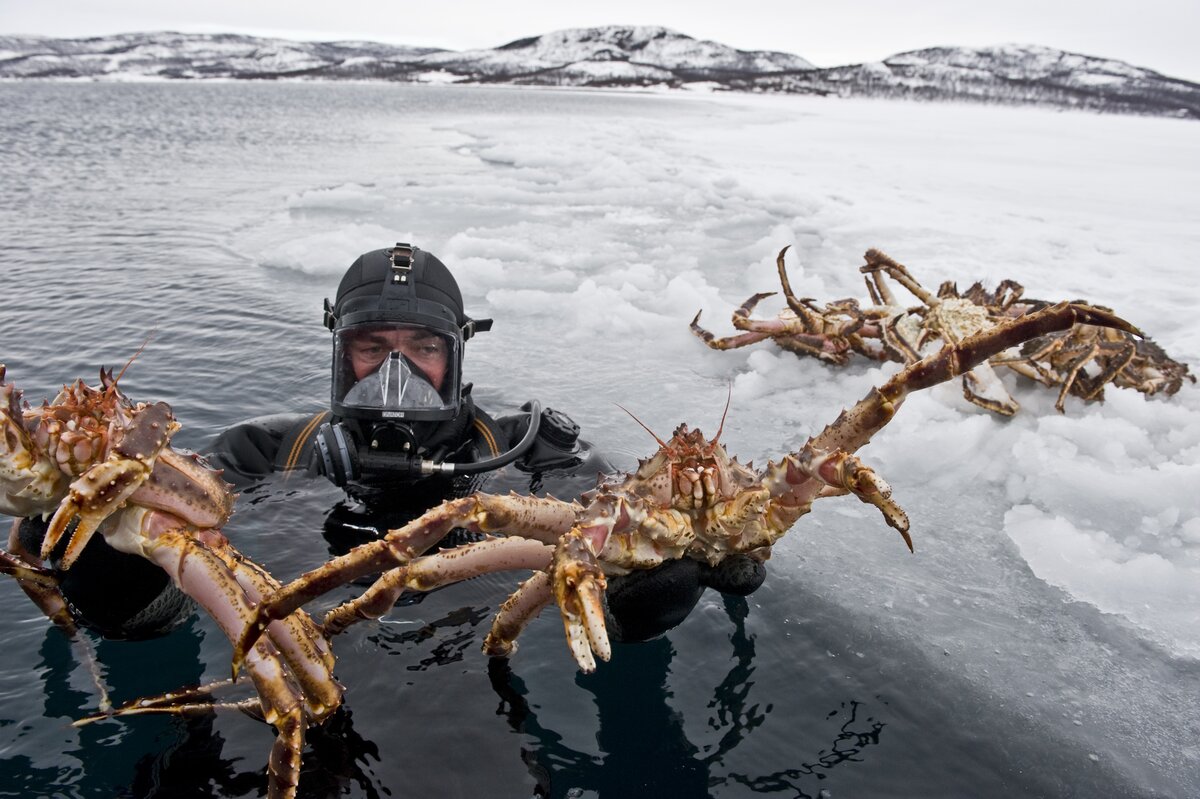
[
  {"left": 274, "top": 411, "right": 331, "bottom": 473},
  {"left": 470, "top": 407, "right": 504, "bottom": 458}
]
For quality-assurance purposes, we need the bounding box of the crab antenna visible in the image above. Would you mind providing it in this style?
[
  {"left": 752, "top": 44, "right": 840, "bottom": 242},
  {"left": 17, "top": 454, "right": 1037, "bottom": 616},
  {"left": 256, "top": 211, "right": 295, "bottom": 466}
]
[
  {"left": 109, "top": 330, "right": 157, "bottom": 389},
  {"left": 616, "top": 403, "right": 668, "bottom": 449},
  {"left": 713, "top": 384, "right": 733, "bottom": 444}
]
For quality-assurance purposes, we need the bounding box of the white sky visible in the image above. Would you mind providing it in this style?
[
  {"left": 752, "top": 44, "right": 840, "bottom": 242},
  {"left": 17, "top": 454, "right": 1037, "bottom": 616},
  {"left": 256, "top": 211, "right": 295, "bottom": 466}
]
[{"left": 2, "top": 0, "right": 1198, "bottom": 81}]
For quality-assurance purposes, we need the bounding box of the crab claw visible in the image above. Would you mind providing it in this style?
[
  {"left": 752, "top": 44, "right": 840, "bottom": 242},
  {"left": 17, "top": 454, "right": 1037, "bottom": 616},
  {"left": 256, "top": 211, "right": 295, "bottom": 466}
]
[
  {"left": 552, "top": 529, "right": 611, "bottom": 673},
  {"left": 0, "top": 371, "right": 65, "bottom": 517},
  {"left": 41, "top": 402, "right": 175, "bottom": 568},
  {"left": 42, "top": 458, "right": 153, "bottom": 566},
  {"left": 779, "top": 447, "right": 914, "bottom": 552},
  {"left": 818, "top": 450, "right": 912, "bottom": 552}
]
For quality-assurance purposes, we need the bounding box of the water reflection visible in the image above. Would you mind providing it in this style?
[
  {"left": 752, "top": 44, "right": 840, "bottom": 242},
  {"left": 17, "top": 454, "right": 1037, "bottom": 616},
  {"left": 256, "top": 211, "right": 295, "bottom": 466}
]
[
  {"left": 486, "top": 594, "right": 888, "bottom": 798},
  {"left": 22, "top": 619, "right": 261, "bottom": 798},
  {"left": 369, "top": 605, "right": 495, "bottom": 670},
  {"left": 724, "top": 701, "right": 886, "bottom": 798},
  {"left": 19, "top": 617, "right": 390, "bottom": 799},
  {"left": 299, "top": 707, "right": 387, "bottom": 799}
]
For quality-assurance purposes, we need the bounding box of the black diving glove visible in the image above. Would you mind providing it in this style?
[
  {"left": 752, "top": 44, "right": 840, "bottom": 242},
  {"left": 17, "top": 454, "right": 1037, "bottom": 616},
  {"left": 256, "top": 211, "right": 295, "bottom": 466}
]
[{"left": 602, "top": 555, "right": 767, "bottom": 643}]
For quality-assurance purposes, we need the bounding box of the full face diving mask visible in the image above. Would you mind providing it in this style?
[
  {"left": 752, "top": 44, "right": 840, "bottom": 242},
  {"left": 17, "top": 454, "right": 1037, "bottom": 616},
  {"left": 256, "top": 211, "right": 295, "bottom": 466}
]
[{"left": 334, "top": 323, "right": 460, "bottom": 420}]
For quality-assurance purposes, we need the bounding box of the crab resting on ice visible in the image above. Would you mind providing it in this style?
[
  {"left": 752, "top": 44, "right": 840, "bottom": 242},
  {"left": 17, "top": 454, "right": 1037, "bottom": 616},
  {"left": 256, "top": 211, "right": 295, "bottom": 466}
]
[
  {"left": 693, "top": 247, "right": 1192, "bottom": 415},
  {"left": 236, "top": 299, "right": 1138, "bottom": 674},
  {"left": 865, "top": 249, "right": 1194, "bottom": 412},
  {"left": 993, "top": 318, "right": 1195, "bottom": 412},
  {"left": 690, "top": 245, "right": 903, "bottom": 365},
  {"left": 0, "top": 365, "right": 341, "bottom": 799}
]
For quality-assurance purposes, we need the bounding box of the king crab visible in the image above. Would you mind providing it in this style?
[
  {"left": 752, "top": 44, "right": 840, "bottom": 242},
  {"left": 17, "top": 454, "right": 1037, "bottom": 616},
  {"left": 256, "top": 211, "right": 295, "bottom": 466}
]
[
  {"left": 993, "top": 317, "right": 1195, "bottom": 411},
  {"left": 693, "top": 247, "right": 1191, "bottom": 416},
  {"left": 0, "top": 362, "right": 342, "bottom": 799},
  {"left": 235, "top": 299, "right": 1137, "bottom": 674},
  {"left": 690, "top": 245, "right": 902, "bottom": 366}
]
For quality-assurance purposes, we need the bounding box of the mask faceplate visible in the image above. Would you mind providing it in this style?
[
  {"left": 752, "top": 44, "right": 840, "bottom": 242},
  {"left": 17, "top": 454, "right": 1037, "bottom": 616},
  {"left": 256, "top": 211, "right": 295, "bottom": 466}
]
[{"left": 333, "top": 323, "right": 461, "bottom": 420}]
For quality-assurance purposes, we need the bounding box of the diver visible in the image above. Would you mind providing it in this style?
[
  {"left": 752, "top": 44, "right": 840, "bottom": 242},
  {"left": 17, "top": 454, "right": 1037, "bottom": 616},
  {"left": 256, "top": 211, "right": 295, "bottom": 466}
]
[
  {"left": 209, "top": 243, "right": 765, "bottom": 643},
  {"left": 208, "top": 242, "right": 612, "bottom": 526}
]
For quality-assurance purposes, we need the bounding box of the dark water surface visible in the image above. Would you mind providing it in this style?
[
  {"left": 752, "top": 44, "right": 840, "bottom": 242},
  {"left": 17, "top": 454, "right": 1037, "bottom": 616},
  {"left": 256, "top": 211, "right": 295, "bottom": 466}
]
[{"left": 0, "top": 83, "right": 1194, "bottom": 798}]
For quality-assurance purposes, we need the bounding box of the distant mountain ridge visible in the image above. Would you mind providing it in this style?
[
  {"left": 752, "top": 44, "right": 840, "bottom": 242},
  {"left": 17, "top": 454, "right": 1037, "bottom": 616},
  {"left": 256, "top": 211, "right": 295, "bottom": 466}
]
[
  {"left": 737, "top": 44, "right": 1199, "bottom": 119},
  {"left": 1, "top": 26, "right": 1196, "bottom": 119}
]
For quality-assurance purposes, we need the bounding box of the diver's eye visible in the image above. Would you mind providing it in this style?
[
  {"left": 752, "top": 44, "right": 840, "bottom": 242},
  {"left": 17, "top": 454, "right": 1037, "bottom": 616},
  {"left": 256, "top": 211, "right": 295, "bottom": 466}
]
[{"left": 350, "top": 344, "right": 386, "bottom": 360}]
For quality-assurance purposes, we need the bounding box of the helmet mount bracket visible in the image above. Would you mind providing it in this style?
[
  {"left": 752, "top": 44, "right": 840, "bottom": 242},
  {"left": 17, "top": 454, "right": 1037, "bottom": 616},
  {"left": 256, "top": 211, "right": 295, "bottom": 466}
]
[{"left": 389, "top": 242, "right": 414, "bottom": 285}]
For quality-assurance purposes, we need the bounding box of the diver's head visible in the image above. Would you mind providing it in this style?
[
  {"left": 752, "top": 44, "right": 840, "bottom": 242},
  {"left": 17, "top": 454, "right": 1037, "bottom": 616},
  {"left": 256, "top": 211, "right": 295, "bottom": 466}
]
[
  {"left": 318, "top": 243, "right": 493, "bottom": 488},
  {"left": 325, "top": 243, "right": 491, "bottom": 422}
]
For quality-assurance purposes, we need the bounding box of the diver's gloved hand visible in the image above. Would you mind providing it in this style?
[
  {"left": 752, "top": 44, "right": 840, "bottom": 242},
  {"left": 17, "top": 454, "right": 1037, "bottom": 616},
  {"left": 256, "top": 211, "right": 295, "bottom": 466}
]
[{"left": 602, "top": 555, "right": 767, "bottom": 643}]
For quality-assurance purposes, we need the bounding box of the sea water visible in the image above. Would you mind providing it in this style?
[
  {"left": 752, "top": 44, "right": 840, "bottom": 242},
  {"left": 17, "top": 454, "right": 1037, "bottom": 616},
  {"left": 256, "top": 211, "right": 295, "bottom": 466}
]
[{"left": 0, "top": 81, "right": 1197, "bottom": 798}]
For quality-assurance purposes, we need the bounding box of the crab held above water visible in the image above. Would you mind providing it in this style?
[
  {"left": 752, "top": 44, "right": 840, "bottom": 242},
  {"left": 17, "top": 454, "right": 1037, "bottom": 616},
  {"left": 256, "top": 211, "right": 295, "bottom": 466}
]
[
  {"left": 0, "top": 364, "right": 341, "bottom": 799},
  {"left": 236, "top": 298, "right": 1139, "bottom": 675}
]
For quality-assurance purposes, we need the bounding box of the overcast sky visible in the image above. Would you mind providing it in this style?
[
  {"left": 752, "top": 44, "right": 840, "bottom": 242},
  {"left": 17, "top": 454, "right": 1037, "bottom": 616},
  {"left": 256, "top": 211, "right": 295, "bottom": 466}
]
[{"left": 3, "top": 0, "right": 1197, "bottom": 82}]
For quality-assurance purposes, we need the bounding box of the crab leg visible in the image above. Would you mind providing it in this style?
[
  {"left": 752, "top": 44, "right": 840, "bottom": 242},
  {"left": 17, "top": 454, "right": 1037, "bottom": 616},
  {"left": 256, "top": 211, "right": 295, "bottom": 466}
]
[
  {"left": 210, "top": 547, "right": 341, "bottom": 719},
  {"left": 140, "top": 527, "right": 311, "bottom": 799},
  {"left": 774, "top": 246, "right": 867, "bottom": 340},
  {"left": 961, "top": 361, "right": 1021, "bottom": 416},
  {"left": 809, "top": 301, "right": 1136, "bottom": 456},
  {"left": 75, "top": 679, "right": 267, "bottom": 725},
  {"left": 481, "top": 571, "right": 554, "bottom": 657},
  {"left": 113, "top": 506, "right": 340, "bottom": 713},
  {"left": 1085, "top": 339, "right": 1136, "bottom": 397},
  {"left": 77, "top": 695, "right": 264, "bottom": 723},
  {"left": 234, "top": 493, "right": 579, "bottom": 672},
  {"left": 756, "top": 301, "right": 1138, "bottom": 552},
  {"left": 861, "top": 248, "right": 938, "bottom": 306},
  {"left": 0, "top": 547, "right": 58, "bottom": 588},
  {"left": 691, "top": 296, "right": 781, "bottom": 350},
  {"left": 1, "top": 539, "right": 77, "bottom": 633},
  {"left": 551, "top": 528, "right": 612, "bottom": 672},
  {"left": 323, "top": 536, "right": 553, "bottom": 634},
  {"left": 96, "top": 507, "right": 333, "bottom": 799},
  {"left": 134, "top": 448, "right": 236, "bottom": 529},
  {"left": 4, "top": 519, "right": 60, "bottom": 587},
  {"left": 1053, "top": 341, "right": 1105, "bottom": 409},
  {"left": 692, "top": 302, "right": 863, "bottom": 364}
]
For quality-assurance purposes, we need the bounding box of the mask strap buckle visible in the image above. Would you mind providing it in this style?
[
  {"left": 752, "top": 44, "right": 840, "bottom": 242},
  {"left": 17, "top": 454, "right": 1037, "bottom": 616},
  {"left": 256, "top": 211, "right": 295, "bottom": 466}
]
[
  {"left": 463, "top": 317, "right": 493, "bottom": 341},
  {"left": 323, "top": 298, "right": 337, "bottom": 331},
  {"left": 389, "top": 242, "right": 414, "bottom": 284}
]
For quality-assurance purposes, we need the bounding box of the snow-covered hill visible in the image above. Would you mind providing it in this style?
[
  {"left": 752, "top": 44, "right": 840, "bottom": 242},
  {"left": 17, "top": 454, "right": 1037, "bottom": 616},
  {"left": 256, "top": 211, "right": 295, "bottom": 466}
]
[
  {"left": 1, "top": 28, "right": 1196, "bottom": 119},
  {"left": 423, "top": 25, "right": 814, "bottom": 83},
  {"left": 0, "top": 31, "right": 441, "bottom": 80},
  {"left": 740, "top": 44, "right": 1199, "bottom": 118}
]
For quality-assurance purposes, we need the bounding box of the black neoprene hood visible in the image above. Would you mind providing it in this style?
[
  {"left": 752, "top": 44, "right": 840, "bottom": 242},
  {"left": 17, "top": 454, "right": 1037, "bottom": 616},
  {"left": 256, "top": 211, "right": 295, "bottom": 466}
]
[{"left": 331, "top": 246, "right": 466, "bottom": 333}]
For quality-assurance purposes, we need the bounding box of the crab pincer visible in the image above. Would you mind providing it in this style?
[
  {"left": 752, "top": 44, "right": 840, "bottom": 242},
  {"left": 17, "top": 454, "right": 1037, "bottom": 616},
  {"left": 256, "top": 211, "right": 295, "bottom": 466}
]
[{"left": 551, "top": 527, "right": 613, "bottom": 672}]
